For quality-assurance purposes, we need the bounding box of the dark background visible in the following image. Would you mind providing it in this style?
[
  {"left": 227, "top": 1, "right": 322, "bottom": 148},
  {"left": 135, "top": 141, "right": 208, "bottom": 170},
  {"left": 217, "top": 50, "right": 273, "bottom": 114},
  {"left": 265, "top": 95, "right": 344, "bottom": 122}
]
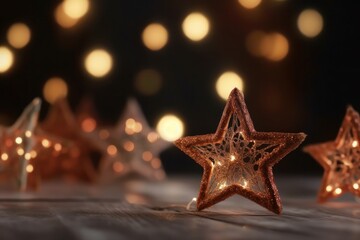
[{"left": 1, "top": 0, "right": 359, "bottom": 176}]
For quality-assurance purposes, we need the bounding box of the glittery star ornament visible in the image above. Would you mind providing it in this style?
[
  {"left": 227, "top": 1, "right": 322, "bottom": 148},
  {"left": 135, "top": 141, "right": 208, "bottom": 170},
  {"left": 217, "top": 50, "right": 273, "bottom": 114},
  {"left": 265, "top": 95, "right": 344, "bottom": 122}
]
[
  {"left": 40, "top": 98, "right": 101, "bottom": 182},
  {"left": 0, "top": 98, "right": 41, "bottom": 191},
  {"left": 304, "top": 106, "right": 360, "bottom": 202},
  {"left": 175, "top": 88, "right": 305, "bottom": 214},
  {"left": 99, "top": 98, "right": 169, "bottom": 182}
]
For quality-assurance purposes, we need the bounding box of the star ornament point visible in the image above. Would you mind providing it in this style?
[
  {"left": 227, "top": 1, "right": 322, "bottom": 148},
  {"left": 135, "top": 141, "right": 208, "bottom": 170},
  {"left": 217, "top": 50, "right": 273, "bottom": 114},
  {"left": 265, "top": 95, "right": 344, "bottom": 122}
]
[
  {"left": 304, "top": 106, "right": 360, "bottom": 202},
  {"left": 175, "top": 88, "right": 306, "bottom": 214}
]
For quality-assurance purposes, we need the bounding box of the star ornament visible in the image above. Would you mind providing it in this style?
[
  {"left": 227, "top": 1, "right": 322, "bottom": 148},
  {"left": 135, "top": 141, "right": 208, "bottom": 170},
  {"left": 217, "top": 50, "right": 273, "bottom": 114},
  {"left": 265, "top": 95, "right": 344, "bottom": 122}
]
[
  {"left": 99, "top": 99, "right": 169, "bottom": 182},
  {"left": 304, "top": 106, "right": 360, "bottom": 202},
  {"left": 175, "top": 88, "right": 305, "bottom": 214},
  {"left": 40, "top": 98, "right": 100, "bottom": 182},
  {"left": 0, "top": 98, "right": 41, "bottom": 191}
]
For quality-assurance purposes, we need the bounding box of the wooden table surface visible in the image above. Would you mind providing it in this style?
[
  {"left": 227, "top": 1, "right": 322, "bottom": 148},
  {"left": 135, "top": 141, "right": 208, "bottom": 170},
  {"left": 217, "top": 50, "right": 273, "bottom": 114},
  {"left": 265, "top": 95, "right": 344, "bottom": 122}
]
[{"left": 0, "top": 176, "right": 359, "bottom": 240}]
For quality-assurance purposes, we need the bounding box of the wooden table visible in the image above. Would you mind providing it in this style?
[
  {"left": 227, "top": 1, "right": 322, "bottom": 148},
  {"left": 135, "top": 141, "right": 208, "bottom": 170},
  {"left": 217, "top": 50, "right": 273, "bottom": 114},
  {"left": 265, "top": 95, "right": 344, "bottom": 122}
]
[{"left": 0, "top": 176, "right": 359, "bottom": 239}]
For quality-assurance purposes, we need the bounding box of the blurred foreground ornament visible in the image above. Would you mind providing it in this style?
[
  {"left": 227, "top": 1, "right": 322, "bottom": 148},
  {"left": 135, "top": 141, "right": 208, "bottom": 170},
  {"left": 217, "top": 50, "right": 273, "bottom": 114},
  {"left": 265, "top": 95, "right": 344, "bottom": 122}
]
[
  {"left": 304, "top": 106, "right": 360, "bottom": 202},
  {"left": 0, "top": 98, "right": 41, "bottom": 190},
  {"left": 99, "top": 99, "right": 169, "bottom": 182},
  {"left": 175, "top": 88, "right": 305, "bottom": 214},
  {"left": 40, "top": 98, "right": 101, "bottom": 182}
]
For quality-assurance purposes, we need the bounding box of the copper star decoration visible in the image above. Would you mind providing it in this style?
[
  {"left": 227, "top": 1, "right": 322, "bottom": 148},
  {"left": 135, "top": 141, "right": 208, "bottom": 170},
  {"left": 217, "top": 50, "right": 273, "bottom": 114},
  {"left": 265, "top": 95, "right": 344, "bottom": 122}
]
[
  {"left": 0, "top": 98, "right": 41, "bottom": 191},
  {"left": 99, "top": 98, "right": 169, "bottom": 182},
  {"left": 175, "top": 88, "right": 305, "bottom": 214},
  {"left": 304, "top": 106, "right": 360, "bottom": 202},
  {"left": 40, "top": 98, "right": 101, "bottom": 182}
]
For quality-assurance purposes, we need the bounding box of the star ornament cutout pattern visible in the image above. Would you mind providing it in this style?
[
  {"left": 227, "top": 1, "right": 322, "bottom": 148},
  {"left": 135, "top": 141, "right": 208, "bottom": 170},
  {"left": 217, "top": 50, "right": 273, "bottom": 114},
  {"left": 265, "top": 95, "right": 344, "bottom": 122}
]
[
  {"left": 175, "top": 88, "right": 305, "bottom": 214},
  {"left": 304, "top": 106, "right": 360, "bottom": 202}
]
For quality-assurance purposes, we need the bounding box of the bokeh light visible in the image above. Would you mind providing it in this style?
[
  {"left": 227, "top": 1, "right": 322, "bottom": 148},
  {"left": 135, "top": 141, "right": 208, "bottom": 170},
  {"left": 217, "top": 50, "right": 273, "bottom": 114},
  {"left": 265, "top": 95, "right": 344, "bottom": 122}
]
[
  {"left": 297, "top": 9, "right": 324, "bottom": 38},
  {"left": 81, "top": 118, "right": 97, "bottom": 132},
  {"left": 134, "top": 69, "right": 162, "bottom": 95},
  {"left": 0, "top": 46, "right": 14, "bottom": 73},
  {"left": 260, "top": 32, "right": 289, "bottom": 61},
  {"left": 55, "top": 3, "right": 78, "bottom": 28},
  {"left": 7, "top": 23, "right": 31, "bottom": 49},
  {"left": 245, "top": 30, "right": 266, "bottom": 57},
  {"left": 142, "top": 23, "right": 168, "bottom": 51},
  {"left": 238, "top": 0, "right": 262, "bottom": 9},
  {"left": 156, "top": 114, "right": 184, "bottom": 142},
  {"left": 84, "top": 49, "right": 113, "bottom": 78},
  {"left": 182, "top": 12, "right": 210, "bottom": 41},
  {"left": 216, "top": 71, "right": 244, "bottom": 100},
  {"left": 63, "top": 0, "right": 90, "bottom": 19},
  {"left": 43, "top": 77, "right": 69, "bottom": 104}
]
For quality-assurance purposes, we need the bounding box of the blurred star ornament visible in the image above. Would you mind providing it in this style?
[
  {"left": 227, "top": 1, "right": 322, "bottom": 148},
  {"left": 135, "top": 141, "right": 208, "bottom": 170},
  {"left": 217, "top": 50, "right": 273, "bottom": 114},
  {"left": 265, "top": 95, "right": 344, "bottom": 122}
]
[
  {"left": 0, "top": 98, "right": 41, "bottom": 191},
  {"left": 304, "top": 106, "right": 360, "bottom": 202},
  {"left": 175, "top": 88, "right": 305, "bottom": 214},
  {"left": 41, "top": 98, "right": 101, "bottom": 182},
  {"left": 99, "top": 98, "right": 169, "bottom": 182}
]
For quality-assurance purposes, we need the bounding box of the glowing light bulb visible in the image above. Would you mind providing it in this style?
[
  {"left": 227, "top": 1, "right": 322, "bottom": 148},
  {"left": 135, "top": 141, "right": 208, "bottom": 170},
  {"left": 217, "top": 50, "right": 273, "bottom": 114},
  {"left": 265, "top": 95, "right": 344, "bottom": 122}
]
[
  {"left": 297, "top": 9, "right": 323, "bottom": 38},
  {"left": 242, "top": 180, "right": 248, "bottom": 188},
  {"left": 216, "top": 71, "right": 244, "bottom": 100},
  {"left": 182, "top": 12, "right": 210, "bottom": 41},
  {"left": 24, "top": 153, "right": 31, "bottom": 160},
  {"left": 230, "top": 155, "right": 236, "bottom": 161},
  {"left": 63, "top": 0, "right": 90, "bottom": 19},
  {"left": 15, "top": 137, "right": 23, "bottom": 144},
  {"left": 81, "top": 118, "right": 96, "bottom": 132},
  {"left": 219, "top": 182, "right": 227, "bottom": 189},
  {"left": 54, "top": 143, "right": 62, "bottom": 152},
  {"left": 107, "top": 145, "right": 118, "bottom": 156},
  {"left": 43, "top": 77, "right": 68, "bottom": 104},
  {"left": 353, "top": 183, "right": 359, "bottom": 190},
  {"left": 334, "top": 188, "right": 342, "bottom": 195},
  {"left": 238, "top": 0, "right": 262, "bottom": 9},
  {"left": 352, "top": 140, "right": 358, "bottom": 148},
  {"left": 84, "top": 49, "right": 113, "bottom": 78},
  {"left": 42, "top": 139, "right": 51, "bottom": 148},
  {"left": 123, "top": 141, "right": 135, "bottom": 152},
  {"left": 142, "top": 151, "right": 153, "bottom": 161},
  {"left": 25, "top": 131, "right": 32, "bottom": 138},
  {"left": 326, "top": 185, "right": 333, "bottom": 192},
  {"left": 1, "top": 153, "right": 8, "bottom": 161},
  {"left": 147, "top": 132, "right": 159, "bottom": 143},
  {"left": 0, "top": 46, "right": 14, "bottom": 73},
  {"left": 156, "top": 114, "right": 184, "bottom": 141},
  {"left": 17, "top": 148, "right": 25, "bottom": 156},
  {"left": 113, "top": 162, "right": 124, "bottom": 173},
  {"left": 7, "top": 23, "right": 31, "bottom": 49},
  {"left": 142, "top": 23, "right": 168, "bottom": 51},
  {"left": 26, "top": 164, "right": 34, "bottom": 173}
]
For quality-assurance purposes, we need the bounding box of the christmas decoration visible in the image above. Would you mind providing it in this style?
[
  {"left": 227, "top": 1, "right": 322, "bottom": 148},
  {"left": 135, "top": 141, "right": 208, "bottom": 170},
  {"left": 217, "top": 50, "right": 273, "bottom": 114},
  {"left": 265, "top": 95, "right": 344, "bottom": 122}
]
[
  {"left": 304, "top": 106, "right": 360, "bottom": 202},
  {"left": 99, "top": 98, "right": 169, "bottom": 182},
  {"left": 40, "top": 98, "right": 101, "bottom": 182},
  {"left": 0, "top": 98, "right": 41, "bottom": 190},
  {"left": 175, "top": 88, "right": 305, "bottom": 214}
]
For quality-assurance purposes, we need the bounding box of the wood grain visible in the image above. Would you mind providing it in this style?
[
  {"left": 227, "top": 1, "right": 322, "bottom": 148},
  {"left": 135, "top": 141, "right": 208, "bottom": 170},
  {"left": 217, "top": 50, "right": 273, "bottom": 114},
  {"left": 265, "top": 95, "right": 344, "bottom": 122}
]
[{"left": 0, "top": 177, "right": 359, "bottom": 240}]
